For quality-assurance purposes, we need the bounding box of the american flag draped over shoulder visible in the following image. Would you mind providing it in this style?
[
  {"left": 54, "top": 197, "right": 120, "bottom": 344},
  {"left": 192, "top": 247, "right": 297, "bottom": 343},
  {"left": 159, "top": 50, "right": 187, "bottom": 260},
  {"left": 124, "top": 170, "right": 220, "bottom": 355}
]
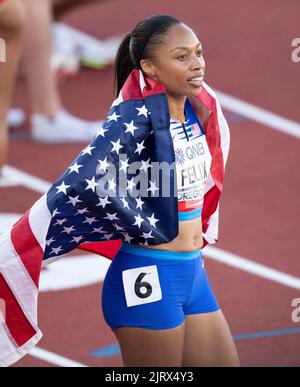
[{"left": 0, "top": 69, "right": 230, "bottom": 366}]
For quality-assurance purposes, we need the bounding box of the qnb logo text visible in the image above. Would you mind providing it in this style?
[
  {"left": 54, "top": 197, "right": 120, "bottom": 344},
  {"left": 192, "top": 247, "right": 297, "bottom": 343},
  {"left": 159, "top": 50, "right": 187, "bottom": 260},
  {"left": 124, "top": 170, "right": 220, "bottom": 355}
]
[
  {"left": 0, "top": 298, "right": 6, "bottom": 322},
  {"left": 291, "top": 298, "right": 300, "bottom": 323},
  {"left": 0, "top": 38, "right": 6, "bottom": 63},
  {"left": 291, "top": 38, "right": 300, "bottom": 63}
]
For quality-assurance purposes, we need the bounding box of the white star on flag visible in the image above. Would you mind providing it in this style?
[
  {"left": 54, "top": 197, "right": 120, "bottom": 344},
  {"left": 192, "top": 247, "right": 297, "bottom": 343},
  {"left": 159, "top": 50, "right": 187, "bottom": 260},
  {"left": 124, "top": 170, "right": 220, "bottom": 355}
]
[
  {"left": 62, "top": 226, "right": 76, "bottom": 234},
  {"left": 96, "top": 127, "right": 108, "bottom": 138},
  {"left": 67, "top": 195, "right": 82, "bottom": 207},
  {"left": 75, "top": 208, "right": 89, "bottom": 216},
  {"left": 135, "top": 140, "right": 145, "bottom": 155},
  {"left": 107, "top": 112, "right": 121, "bottom": 122},
  {"left": 85, "top": 176, "right": 98, "bottom": 192},
  {"left": 142, "top": 230, "right": 154, "bottom": 239},
  {"left": 54, "top": 218, "right": 67, "bottom": 226},
  {"left": 111, "top": 139, "right": 123, "bottom": 154},
  {"left": 147, "top": 180, "right": 159, "bottom": 195},
  {"left": 120, "top": 197, "right": 130, "bottom": 209},
  {"left": 108, "top": 177, "right": 116, "bottom": 192},
  {"left": 121, "top": 232, "right": 134, "bottom": 243},
  {"left": 56, "top": 181, "right": 70, "bottom": 195},
  {"left": 97, "top": 157, "right": 110, "bottom": 173},
  {"left": 97, "top": 195, "right": 111, "bottom": 208},
  {"left": 83, "top": 216, "right": 97, "bottom": 225},
  {"left": 140, "top": 158, "right": 152, "bottom": 172},
  {"left": 127, "top": 177, "right": 136, "bottom": 193},
  {"left": 68, "top": 162, "right": 83, "bottom": 174},
  {"left": 104, "top": 212, "right": 119, "bottom": 221},
  {"left": 71, "top": 236, "right": 84, "bottom": 243},
  {"left": 51, "top": 246, "right": 64, "bottom": 255},
  {"left": 135, "top": 196, "right": 144, "bottom": 210},
  {"left": 147, "top": 213, "right": 159, "bottom": 228},
  {"left": 124, "top": 120, "right": 138, "bottom": 136},
  {"left": 46, "top": 237, "right": 55, "bottom": 246},
  {"left": 136, "top": 105, "right": 148, "bottom": 118},
  {"left": 133, "top": 213, "right": 144, "bottom": 228},
  {"left": 82, "top": 145, "right": 96, "bottom": 156},
  {"left": 92, "top": 227, "right": 107, "bottom": 234},
  {"left": 119, "top": 157, "right": 130, "bottom": 173},
  {"left": 112, "top": 223, "right": 125, "bottom": 231},
  {"left": 103, "top": 233, "right": 114, "bottom": 240}
]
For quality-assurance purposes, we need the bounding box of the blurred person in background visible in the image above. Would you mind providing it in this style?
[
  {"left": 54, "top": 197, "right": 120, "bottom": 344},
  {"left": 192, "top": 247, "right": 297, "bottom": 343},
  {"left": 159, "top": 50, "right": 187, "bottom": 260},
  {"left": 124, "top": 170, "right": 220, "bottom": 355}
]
[
  {"left": 22, "top": 0, "right": 102, "bottom": 143},
  {"left": 51, "top": 0, "right": 121, "bottom": 75},
  {"left": 8, "top": 0, "right": 120, "bottom": 142},
  {"left": 0, "top": 0, "right": 25, "bottom": 173}
]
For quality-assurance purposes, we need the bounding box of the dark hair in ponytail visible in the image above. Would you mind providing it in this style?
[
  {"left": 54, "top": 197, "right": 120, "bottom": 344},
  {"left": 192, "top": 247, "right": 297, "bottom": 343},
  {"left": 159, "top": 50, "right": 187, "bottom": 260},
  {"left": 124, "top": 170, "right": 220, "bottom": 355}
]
[{"left": 114, "top": 15, "right": 181, "bottom": 96}]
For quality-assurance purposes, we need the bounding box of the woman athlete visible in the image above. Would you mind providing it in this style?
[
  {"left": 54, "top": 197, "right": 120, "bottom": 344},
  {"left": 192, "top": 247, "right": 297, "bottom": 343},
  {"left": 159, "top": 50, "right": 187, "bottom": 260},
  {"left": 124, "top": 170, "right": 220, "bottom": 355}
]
[
  {"left": 0, "top": 13, "right": 240, "bottom": 368},
  {"left": 101, "top": 15, "right": 240, "bottom": 367}
]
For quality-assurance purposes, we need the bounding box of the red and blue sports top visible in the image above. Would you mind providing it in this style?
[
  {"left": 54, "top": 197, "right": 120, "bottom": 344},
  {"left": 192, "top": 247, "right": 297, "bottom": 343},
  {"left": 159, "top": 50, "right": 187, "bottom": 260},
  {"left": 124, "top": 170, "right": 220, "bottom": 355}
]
[{"left": 170, "top": 98, "right": 212, "bottom": 221}]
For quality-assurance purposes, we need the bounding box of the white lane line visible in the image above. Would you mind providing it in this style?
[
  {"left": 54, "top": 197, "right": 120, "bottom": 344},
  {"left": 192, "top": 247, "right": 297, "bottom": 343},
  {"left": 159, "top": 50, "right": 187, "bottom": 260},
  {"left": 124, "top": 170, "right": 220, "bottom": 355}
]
[
  {"left": 0, "top": 175, "right": 20, "bottom": 188},
  {"left": 204, "top": 246, "right": 300, "bottom": 290},
  {"left": 215, "top": 89, "right": 300, "bottom": 139},
  {"left": 29, "top": 347, "right": 88, "bottom": 367},
  {"left": 2, "top": 165, "right": 51, "bottom": 193}
]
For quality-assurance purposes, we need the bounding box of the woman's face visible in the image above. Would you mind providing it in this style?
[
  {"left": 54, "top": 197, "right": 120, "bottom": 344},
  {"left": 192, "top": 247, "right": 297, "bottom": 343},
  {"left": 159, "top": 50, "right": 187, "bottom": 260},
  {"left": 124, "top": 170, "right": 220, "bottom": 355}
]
[{"left": 142, "top": 23, "right": 205, "bottom": 99}]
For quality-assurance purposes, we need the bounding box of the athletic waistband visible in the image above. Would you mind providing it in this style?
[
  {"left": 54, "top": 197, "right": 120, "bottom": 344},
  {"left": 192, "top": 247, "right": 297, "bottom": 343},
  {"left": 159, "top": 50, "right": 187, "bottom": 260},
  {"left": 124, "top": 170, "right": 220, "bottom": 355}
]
[
  {"left": 178, "top": 207, "right": 202, "bottom": 221},
  {"left": 119, "top": 242, "right": 202, "bottom": 260}
]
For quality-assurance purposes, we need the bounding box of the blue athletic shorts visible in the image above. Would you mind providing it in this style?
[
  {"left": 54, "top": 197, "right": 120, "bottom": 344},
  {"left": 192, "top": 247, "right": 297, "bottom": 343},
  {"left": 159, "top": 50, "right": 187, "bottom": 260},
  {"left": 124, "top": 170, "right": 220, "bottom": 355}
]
[{"left": 101, "top": 243, "right": 220, "bottom": 331}]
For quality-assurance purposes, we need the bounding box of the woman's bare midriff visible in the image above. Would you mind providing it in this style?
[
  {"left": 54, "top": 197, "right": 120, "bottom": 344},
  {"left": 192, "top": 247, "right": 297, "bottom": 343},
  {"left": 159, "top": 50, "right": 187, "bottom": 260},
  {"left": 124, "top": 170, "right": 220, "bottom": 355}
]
[{"left": 138, "top": 217, "right": 203, "bottom": 252}]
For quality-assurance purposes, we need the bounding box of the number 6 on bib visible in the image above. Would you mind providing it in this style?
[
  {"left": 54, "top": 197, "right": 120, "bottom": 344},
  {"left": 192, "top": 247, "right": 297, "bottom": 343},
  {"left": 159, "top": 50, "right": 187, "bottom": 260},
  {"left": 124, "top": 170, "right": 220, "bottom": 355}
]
[{"left": 122, "top": 265, "right": 162, "bottom": 307}]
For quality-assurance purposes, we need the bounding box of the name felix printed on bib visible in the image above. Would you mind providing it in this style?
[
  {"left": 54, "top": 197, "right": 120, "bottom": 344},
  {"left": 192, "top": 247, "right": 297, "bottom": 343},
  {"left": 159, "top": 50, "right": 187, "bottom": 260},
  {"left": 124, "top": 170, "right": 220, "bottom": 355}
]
[{"left": 174, "top": 129, "right": 211, "bottom": 206}]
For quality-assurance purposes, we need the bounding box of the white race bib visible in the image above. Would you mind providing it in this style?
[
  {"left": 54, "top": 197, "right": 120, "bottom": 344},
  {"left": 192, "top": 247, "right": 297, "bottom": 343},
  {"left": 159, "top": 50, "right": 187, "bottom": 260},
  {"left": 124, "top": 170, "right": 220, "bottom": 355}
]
[
  {"left": 174, "top": 134, "right": 212, "bottom": 209},
  {"left": 122, "top": 265, "right": 162, "bottom": 307}
]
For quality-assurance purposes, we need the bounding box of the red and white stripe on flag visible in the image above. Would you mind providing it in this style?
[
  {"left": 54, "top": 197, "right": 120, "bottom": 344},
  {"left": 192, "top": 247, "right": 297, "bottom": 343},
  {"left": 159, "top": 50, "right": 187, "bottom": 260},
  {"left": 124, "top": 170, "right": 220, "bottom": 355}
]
[{"left": 0, "top": 194, "right": 51, "bottom": 367}]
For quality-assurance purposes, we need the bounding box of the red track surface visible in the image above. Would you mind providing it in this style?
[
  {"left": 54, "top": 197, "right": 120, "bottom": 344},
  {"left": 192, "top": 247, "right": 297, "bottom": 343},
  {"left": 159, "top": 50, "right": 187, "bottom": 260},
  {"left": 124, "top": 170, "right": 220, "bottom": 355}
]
[{"left": 2, "top": 0, "right": 299, "bottom": 367}]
